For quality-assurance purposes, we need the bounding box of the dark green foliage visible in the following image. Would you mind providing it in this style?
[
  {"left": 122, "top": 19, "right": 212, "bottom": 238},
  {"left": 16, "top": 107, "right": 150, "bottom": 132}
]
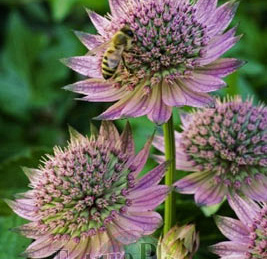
[{"left": 0, "top": 0, "right": 266, "bottom": 258}]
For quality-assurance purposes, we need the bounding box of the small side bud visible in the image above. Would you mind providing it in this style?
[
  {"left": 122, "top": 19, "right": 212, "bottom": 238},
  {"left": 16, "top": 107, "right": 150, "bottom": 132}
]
[{"left": 157, "top": 224, "right": 199, "bottom": 259}]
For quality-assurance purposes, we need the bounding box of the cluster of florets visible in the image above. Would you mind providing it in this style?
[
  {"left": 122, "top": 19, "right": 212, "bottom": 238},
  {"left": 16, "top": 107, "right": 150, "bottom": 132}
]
[
  {"left": 7, "top": 122, "right": 169, "bottom": 258},
  {"left": 181, "top": 97, "right": 266, "bottom": 190},
  {"left": 245, "top": 205, "right": 267, "bottom": 258},
  {"left": 32, "top": 130, "right": 135, "bottom": 240},
  {"left": 153, "top": 97, "right": 266, "bottom": 205},
  {"left": 113, "top": 0, "right": 210, "bottom": 89},
  {"left": 211, "top": 195, "right": 267, "bottom": 259}
]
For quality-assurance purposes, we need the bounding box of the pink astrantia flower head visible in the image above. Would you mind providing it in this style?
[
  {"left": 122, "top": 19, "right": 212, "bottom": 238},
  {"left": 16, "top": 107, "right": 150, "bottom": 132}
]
[
  {"left": 153, "top": 96, "right": 267, "bottom": 205},
  {"left": 63, "top": 0, "right": 244, "bottom": 124},
  {"left": 210, "top": 194, "right": 267, "bottom": 259},
  {"left": 6, "top": 121, "right": 169, "bottom": 258}
]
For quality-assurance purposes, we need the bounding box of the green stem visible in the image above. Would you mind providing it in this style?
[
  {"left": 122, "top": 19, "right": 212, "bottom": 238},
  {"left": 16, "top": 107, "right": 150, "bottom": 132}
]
[{"left": 163, "top": 114, "right": 176, "bottom": 235}]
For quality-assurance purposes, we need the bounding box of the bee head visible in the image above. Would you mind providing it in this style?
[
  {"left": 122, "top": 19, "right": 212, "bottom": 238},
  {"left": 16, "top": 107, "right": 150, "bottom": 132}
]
[{"left": 121, "top": 25, "right": 134, "bottom": 38}]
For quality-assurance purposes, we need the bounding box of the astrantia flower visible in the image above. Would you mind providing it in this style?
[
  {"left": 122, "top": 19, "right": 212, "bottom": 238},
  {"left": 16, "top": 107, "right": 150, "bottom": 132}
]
[
  {"left": 210, "top": 194, "right": 267, "bottom": 259},
  {"left": 153, "top": 96, "right": 267, "bottom": 205},
  {"left": 63, "top": 0, "right": 243, "bottom": 124},
  {"left": 6, "top": 121, "right": 169, "bottom": 258},
  {"left": 157, "top": 224, "right": 199, "bottom": 259}
]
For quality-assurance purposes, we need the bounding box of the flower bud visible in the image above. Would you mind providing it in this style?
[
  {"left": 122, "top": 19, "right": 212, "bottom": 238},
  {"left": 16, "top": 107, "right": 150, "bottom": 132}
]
[{"left": 157, "top": 224, "right": 199, "bottom": 259}]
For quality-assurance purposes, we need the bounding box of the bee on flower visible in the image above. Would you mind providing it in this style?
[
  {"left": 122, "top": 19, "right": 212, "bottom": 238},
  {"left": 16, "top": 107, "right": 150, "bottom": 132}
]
[{"left": 63, "top": 0, "right": 244, "bottom": 124}]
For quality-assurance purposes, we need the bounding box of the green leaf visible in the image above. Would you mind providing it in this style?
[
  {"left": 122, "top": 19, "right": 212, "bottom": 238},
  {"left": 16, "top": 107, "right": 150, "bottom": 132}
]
[
  {"left": 0, "top": 71, "right": 30, "bottom": 118},
  {"left": 49, "top": 0, "right": 78, "bottom": 22},
  {"left": 201, "top": 199, "right": 225, "bottom": 217},
  {"left": 80, "top": 0, "right": 109, "bottom": 13},
  {"left": 240, "top": 60, "right": 265, "bottom": 76},
  {"left": 0, "top": 147, "right": 51, "bottom": 198},
  {"left": 0, "top": 212, "right": 30, "bottom": 259},
  {"left": 2, "top": 12, "right": 46, "bottom": 79}
]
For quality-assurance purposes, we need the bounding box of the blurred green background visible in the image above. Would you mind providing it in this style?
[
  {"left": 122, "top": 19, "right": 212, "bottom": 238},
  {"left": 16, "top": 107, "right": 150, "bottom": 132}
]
[{"left": 0, "top": 0, "right": 266, "bottom": 258}]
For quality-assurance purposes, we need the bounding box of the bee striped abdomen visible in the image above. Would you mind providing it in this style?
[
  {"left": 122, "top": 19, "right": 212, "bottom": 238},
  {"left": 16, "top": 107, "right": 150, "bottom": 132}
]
[
  {"left": 100, "top": 26, "right": 134, "bottom": 80},
  {"left": 102, "top": 47, "right": 121, "bottom": 79}
]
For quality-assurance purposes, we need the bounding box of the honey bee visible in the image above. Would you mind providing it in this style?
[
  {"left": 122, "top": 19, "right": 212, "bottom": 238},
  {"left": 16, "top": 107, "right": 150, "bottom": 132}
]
[{"left": 89, "top": 25, "right": 134, "bottom": 80}]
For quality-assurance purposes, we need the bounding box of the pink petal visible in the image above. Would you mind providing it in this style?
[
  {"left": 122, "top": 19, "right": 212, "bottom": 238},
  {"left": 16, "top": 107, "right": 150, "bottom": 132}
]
[
  {"left": 120, "top": 86, "right": 154, "bottom": 118},
  {"left": 174, "top": 171, "right": 213, "bottom": 194},
  {"left": 61, "top": 56, "right": 102, "bottom": 78},
  {"left": 128, "top": 134, "right": 153, "bottom": 177},
  {"left": 22, "top": 167, "right": 42, "bottom": 187},
  {"left": 220, "top": 256, "right": 246, "bottom": 259},
  {"left": 209, "top": 26, "right": 238, "bottom": 47},
  {"left": 209, "top": 241, "right": 248, "bottom": 257},
  {"left": 196, "top": 58, "right": 245, "bottom": 78},
  {"left": 198, "top": 33, "right": 241, "bottom": 66},
  {"left": 14, "top": 190, "right": 36, "bottom": 199},
  {"left": 147, "top": 85, "right": 172, "bottom": 125},
  {"left": 153, "top": 133, "right": 196, "bottom": 171},
  {"left": 109, "top": 0, "right": 127, "bottom": 18},
  {"left": 65, "top": 79, "right": 128, "bottom": 102},
  {"left": 12, "top": 222, "right": 44, "bottom": 239},
  {"left": 109, "top": 217, "right": 144, "bottom": 245},
  {"left": 152, "top": 154, "right": 165, "bottom": 165},
  {"left": 206, "top": 1, "right": 239, "bottom": 37},
  {"left": 68, "top": 126, "right": 85, "bottom": 143},
  {"left": 195, "top": 182, "right": 226, "bottom": 205},
  {"left": 181, "top": 73, "right": 226, "bottom": 93},
  {"left": 153, "top": 132, "right": 184, "bottom": 154},
  {"left": 98, "top": 121, "right": 120, "bottom": 147},
  {"left": 178, "top": 81, "right": 214, "bottom": 107},
  {"left": 95, "top": 231, "right": 123, "bottom": 258},
  {"left": 64, "top": 79, "right": 113, "bottom": 95},
  {"left": 87, "top": 9, "right": 110, "bottom": 36},
  {"left": 5, "top": 199, "right": 39, "bottom": 221},
  {"left": 74, "top": 31, "right": 103, "bottom": 50},
  {"left": 228, "top": 194, "right": 259, "bottom": 226},
  {"left": 152, "top": 134, "right": 165, "bottom": 153},
  {"left": 162, "top": 80, "right": 186, "bottom": 106},
  {"left": 241, "top": 179, "right": 267, "bottom": 202},
  {"left": 179, "top": 112, "right": 194, "bottom": 129},
  {"left": 128, "top": 185, "right": 170, "bottom": 211},
  {"left": 80, "top": 234, "right": 105, "bottom": 259},
  {"left": 79, "top": 86, "right": 128, "bottom": 102},
  {"left": 120, "top": 211, "right": 162, "bottom": 235},
  {"left": 195, "top": 0, "right": 218, "bottom": 21},
  {"left": 215, "top": 216, "right": 250, "bottom": 242},
  {"left": 62, "top": 239, "right": 82, "bottom": 259},
  {"left": 120, "top": 121, "right": 135, "bottom": 156},
  {"left": 132, "top": 162, "right": 169, "bottom": 191},
  {"left": 95, "top": 98, "right": 128, "bottom": 120},
  {"left": 106, "top": 229, "right": 125, "bottom": 255},
  {"left": 153, "top": 153, "right": 198, "bottom": 172},
  {"left": 23, "top": 235, "right": 65, "bottom": 258}
]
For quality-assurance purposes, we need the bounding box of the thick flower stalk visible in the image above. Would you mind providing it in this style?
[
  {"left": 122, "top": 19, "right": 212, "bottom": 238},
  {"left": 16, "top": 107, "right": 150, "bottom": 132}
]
[
  {"left": 63, "top": 0, "right": 243, "bottom": 124},
  {"left": 6, "top": 121, "right": 169, "bottom": 258},
  {"left": 157, "top": 224, "right": 199, "bottom": 259},
  {"left": 210, "top": 194, "right": 267, "bottom": 258},
  {"left": 153, "top": 96, "right": 267, "bottom": 205}
]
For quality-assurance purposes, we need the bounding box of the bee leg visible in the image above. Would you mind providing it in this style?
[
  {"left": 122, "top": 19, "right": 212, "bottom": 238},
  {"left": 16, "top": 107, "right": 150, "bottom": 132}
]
[{"left": 121, "top": 55, "right": 133, "bottom": 73}]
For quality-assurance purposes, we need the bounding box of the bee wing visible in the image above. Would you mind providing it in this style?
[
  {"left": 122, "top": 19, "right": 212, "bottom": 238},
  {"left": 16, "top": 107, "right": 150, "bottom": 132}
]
[
  {"left": 107, "top": 49, "right": 124, "bottom": 69},
  {"left": 88, "top": 40, "right": 112, "bottom": 56}
]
